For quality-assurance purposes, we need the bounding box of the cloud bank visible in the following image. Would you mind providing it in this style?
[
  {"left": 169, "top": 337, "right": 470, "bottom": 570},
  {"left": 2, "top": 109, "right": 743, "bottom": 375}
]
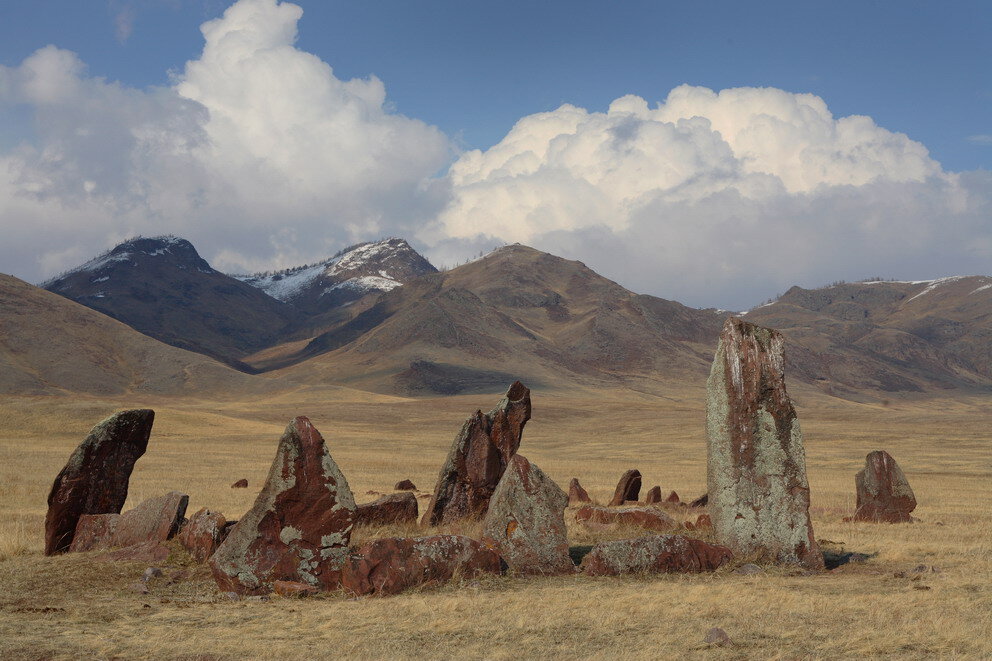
[{"left": 0, "top": 0, "right": 988, "bottom": 309}]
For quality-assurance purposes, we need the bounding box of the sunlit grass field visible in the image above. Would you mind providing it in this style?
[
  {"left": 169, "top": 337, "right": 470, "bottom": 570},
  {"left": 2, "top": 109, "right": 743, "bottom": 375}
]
[{"left": 0, "top": 384, "right": 989, "bottom": 659}]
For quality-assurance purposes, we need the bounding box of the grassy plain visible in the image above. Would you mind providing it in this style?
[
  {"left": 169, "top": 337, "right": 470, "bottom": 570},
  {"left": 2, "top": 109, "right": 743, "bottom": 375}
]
[{"left": 0, "top": 383, "right": 989, "bottom": 659}]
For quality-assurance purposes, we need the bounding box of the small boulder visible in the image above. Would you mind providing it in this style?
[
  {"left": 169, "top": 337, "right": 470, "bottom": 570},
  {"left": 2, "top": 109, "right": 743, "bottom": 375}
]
[
  {"left": 608, "top": 469, "right": 641, "bottom": 506},
  {"left": 853, "top": 451, "right": 916, "bottom": 523},
  {"left": 231, "top": 479, "right": 249, "bottom": 489},
  {"left": 44, "top": 409, "right": 154, "bottom": 555},
  {"left": 70, "top": 491, "right": 188, "bottom": 552},
  {"left": 354, "top": 493, "right": 419, "bottom": 527},
  {"left": 644, "top": 486, "right": 662, "bottom": 504},
  {"left": 394, "top": 479, "right": 417, "bottom": 491},
  {"left": 568, "top": 478, "right": 592, "bottom": 506},
  {"left": 580, "top": 535, "right": 733, "bottom": 576},
  {"left": 482, "top": 455, "right": 573, "bottom": 575},
  {"left": 273, "top": 580, "right": 318, "bottom": 598},
  {"left": 575, "top": 505, "right": 676, "bottom": 532},
  {"left": 704, "top": 627, "right": 732, "bottom": 646},
  {"left": 177, "top": 507, "right": 228, "bottom": 563},
  {"left": 665, "top": 491, "right": 681, "bottom": 504},
  {"left": 340, "top": 535, "right": 502, "bottom": 597}
]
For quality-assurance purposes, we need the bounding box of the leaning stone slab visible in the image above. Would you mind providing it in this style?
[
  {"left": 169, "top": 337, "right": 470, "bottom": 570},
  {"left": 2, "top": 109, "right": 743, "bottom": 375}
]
[
  {"left": 706, "top": 318, "right": 823, "bottom": 570},
  {"left": 854, "top": 450, "right": 916, "bottom": 523},
  {"left": 482, "top": 455, "right": 573, "bottom": 575},
  {"left": 340, "top": 535, "right": 502, "bottom": 597},
  {"left": 608, "top": 469, "right": 641, "bottom": 506},
  {"left": 44, "top": 409, "right": 155, "bottom": 555},
  {"left": 580, "top": 535, "right": 733, "bottom": 576},
  {"left": 70, "top": 491, "right": 188, "bottom": 552},
  {"left": 354, "top": 492, "right": 419, "bottom": 527},
  {"left": 421, "top": 382, "right": 531, "bottom": 526},
  {"left": 209, "top": 417, "right": 356, "bottom": 595},
  {"left": 575, "top": 505, "right": 677, "bottom": 532}
]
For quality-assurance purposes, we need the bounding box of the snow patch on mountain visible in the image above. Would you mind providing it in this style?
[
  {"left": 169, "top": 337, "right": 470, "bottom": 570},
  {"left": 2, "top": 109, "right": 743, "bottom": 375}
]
[{"left": 327, "top": 275, "right": 401, "bottom": 293}]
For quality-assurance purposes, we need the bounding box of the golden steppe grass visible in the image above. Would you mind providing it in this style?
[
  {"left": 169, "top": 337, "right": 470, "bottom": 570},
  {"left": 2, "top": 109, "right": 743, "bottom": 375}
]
[{"left": 0, "top": 383, "right": 990, "bottom": 659}]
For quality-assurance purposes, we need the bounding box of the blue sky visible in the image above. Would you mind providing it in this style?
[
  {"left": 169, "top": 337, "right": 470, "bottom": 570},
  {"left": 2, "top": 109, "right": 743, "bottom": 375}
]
[{"left": 0, "top": 0, "right": 989, "bottom": 308}]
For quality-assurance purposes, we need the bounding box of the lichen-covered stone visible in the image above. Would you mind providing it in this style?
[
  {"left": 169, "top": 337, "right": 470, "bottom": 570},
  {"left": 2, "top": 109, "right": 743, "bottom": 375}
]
[
  {"left": 644, "top": 486, "right": 662, "bottom": 504},
  {"left": 575, "top": 505, "right": 676, "bottom": 532},
  {"left": 580, "top": 535, "right": 733, "bottom": 576},
  {"left": 70, "top": 491, "right": 188, "bottom": 552},
  {"left": 44, "top": 409, "right": 154, "bottom": 555},
  {"left": 568, "top": 478, "right": 592, "bottom": 505},
  {"left": 421, "top": 382, "right": 531, "bottom": 526},
  {"left": 706, "top": 318, "right": 823, "bottom": 570},
  {"left": 854, "top": 451, "right": 916, "bottom": 523},
  {"left": 354, "top": 492, "right": 418, "bottom": 527},
  {"left": 608, "top": 469, "right": 641, "bottom": 506},
  {"left": 209, "top": 417, "right": 356, "bottom": 595},
  {"left": 177, "top": 507, "right": 228, "bottom": 562},
  {"left": 340, "top": 535, "right": 502, "bottom": 596},
  {"left": 482, "top": 455, "right": 572, "bottom": 575}
]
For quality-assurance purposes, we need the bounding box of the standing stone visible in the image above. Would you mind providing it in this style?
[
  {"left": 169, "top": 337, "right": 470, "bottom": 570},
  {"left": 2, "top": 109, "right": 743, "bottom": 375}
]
[
  {"left": 209, "top": 417, "right": 356, "bottom": 595},
  {"left": 706, "top": 318, "right": 823, "bottom": 570},
  {"left": 354, "top": 492, "right": 419, "bottom": 527},
  {"left": 177, "top": 507, "right": 228, "bottom": 562},
  {"left": 665, "top": 491, "right": 681, "bottom": 504},
  {"left": 44, "top": 409, "right": 154, "bottom": 555},
  {"left": 645, "top": 486, "right": 662, "bottom": 504},
  {"left": 580, "top": 535, "right": 733, "bottom": 576},
  {"left": 482, "top": 455, "right": 573, "bottom": 575},
  {"left": 421, "top": 382, "right": 531, "bottom": 526},
  {"left": 568, "top": 478, "right": 592, "bottom": 505},
  {"left": 608, "top": 469, "right": 641, "bottom": 506},
  {"left": 70, "top": 491, "right": 188, "bottom": 552},
  {"left": 854, "top": 451, "right": 916, "bottom": 523}
]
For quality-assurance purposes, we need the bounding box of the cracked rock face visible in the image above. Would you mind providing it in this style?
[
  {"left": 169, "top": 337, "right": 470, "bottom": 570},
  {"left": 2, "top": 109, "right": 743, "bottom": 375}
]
[
  {"left": 580, "top": 535, "right": 733, "bottom": 576},
  {"left": 421, "top": 382, "right": 531, "bottom": 526},
  {"left": 209, "top": 417, "right": 356, "bottom": 595},
  {"left": 854, "top": 451, "right": 916, "bottom": 523},
  {"left": 44, "top": 409, "right": 155, "bottom": 555},
  {"left": 706, "top": 318, "right": 823, "bottom": 570},
  {"left": 482, "top": 455, "right": 573, "bottom": 575}
]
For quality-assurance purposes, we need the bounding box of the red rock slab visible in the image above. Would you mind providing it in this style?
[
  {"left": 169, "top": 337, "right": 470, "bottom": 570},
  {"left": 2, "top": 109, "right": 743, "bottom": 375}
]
[
  {"left": 607, "top": 470, "right": 641, "bottom": 506},
  {"left": 69, "top": 491, "right": 188, "bottom": 552},
  {"left": 341, "top": 535, "right": 502, "bottom": 597},
  {"left": 394, "top": 479, "right": 417, "bottom": 491},
  {"left": 354, "top": 493, "right": 418, "bottom": 527},
  {"left": 665, "top": 491, "right": 681, "bottom": 504},
  {"left": 44, "top": 409, "right": 154, "bottom": 555},
  {"left": 644, "top": 486, "right": 662, "bottom": 504},
  {"left": 853, "top": 450, "right": 916, "bottom": 523},
  {"left": 177, "top": 507, "right": 228, "bottom": 563},
  {"left": 575, "top": 505, "right": 677, "bottom": 532},
  {"left": 209, "top": 417, "right": 356, "bottom": 595},
  {"left": 580, "top": 535, "right": 733, "bottom": 576},
  {"left": 568, "top": 478, "right": 592, "bottom": 506},
  {"left": 273, "top": 580, "right": 318, "bottom": 598}
]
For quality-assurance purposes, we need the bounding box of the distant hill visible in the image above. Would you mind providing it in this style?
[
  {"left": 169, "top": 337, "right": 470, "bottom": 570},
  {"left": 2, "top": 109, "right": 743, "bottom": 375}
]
[{"left": 42, "top": 236, "right": 293, "bottom": 369}]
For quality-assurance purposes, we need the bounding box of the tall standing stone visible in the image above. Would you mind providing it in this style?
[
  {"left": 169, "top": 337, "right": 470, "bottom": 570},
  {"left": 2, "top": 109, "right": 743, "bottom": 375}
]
[
  {"left": 854, "top": 450, "right": 916, "bottom": 523},
  {"left": 482, "top": 455, "right": 573, "bottom": 575},
  {"left": 209, "top": 417, "right": 356, "bottom": 595},
  {"left": 44, "top": 409, "right": 154, "bottom": 555},
  {"left": 608, "top": 469, "right": 641, "bottom": 506},
  {"left": 706, "top": 318, "right": 823, "bottom": 570},
  {"left": 421, "top": 382, "right": 531, "bottom": 526}
]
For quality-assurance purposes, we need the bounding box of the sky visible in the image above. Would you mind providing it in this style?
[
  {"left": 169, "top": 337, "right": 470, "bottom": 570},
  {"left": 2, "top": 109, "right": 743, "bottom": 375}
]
[{"left": 0, "top": 0, "right": 989, "bottom": 310}]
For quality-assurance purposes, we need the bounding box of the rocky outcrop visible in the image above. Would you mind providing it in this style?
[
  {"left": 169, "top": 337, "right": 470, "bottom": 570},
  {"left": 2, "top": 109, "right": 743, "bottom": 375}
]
[
  {"left": 568, "top": 478, "right": 592, "bottom": 505},
  {"left": 854, "top": 451, "right": 916, "bottom": 523},
  {"left": 394, "top": 479, "right": 417, "bottom": 491},
  {"left": 340, "top": 535, "right": 502, "bottom": 596},
  {"left": 608, "top": 469, "right": 641, "bottom": 506},
  {"left": 575, "top": 505, "right": 676, "bottom": 532},
  {"left": 580, "top": 535, "right": 733, "bottom": 576},
  {"left": 209, "top": 417, "right": 356, "bottom": 595},
  {"left": 69, "top": 491, "right": 188, "bottom": 552},
  {"left": 706, "top": 318, "right": 823, "bottom": 570},
  {"left": 177, "top": 507, "right": 228, "bottom": 562},
  {"left": 421, "top": 382, "right": 531, "bottom": 526},
  {"left": 44, "top": 409, "right": 155, "bottom": 555},
  {"left": 354, "top": 493, "right": 419, "bottom": 527},
  {"left": 482, "top": 455, "right": 572, "bottom": 575},
  {"left": 644, "top": 486, "right": 662, "bottom": 504}
]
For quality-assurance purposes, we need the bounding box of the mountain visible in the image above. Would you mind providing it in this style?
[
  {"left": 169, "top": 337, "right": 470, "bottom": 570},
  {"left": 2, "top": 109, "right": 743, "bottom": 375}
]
[
  {"left": 0, "top": 274, "right": 268, "bottom": 396},
  {"left": 42, "top": 236, "right": 293, "bottom": 369},
  {"left": 234, "top": 238, "right": 437, "bottom": 317},
  {"left": 742, "top": 276, "right": 992, "bottom": 398}
]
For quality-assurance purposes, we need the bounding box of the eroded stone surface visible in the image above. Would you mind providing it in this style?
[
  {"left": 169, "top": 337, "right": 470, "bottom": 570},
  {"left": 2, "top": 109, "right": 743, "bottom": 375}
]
[
  {"left": 568, "top": 478, "right": 592, "bottom": 505},
  {"left": 706, "top": 318, "right": 823, "bottom": 570},
  {"left": 608, "top": 470, "right": 641, "bottom": 506},
  {"left": 580, "top": 535, "right": 733, "bottom": 576},
  {"left": 70, "top": 491, "right": 188, "bottom": 552},
  {"left": 340, "top": 535, "right": 502, "bottom": 596},
  {"left": 575, "top": 505, "right": 676, "bottom": 532},
  {"left": 421, "top": 382, "right": 531, "bottom": 526},
  {"left": 354, "top": 493, "right": 418, "bottom": 527},
  {"left": 177, "top": 507, "right": 228, "bottom": 562},
  {"left": 209, "top": 417, "right": 356, "bottom": 595},
  {"left": 854, "top": 451, "right": 916, "bottom": 523},
  {"left": 44, "top": 409, "right": 154, "bottom": 555},
  {"left": 482, "top": 455, "right": 572, "bottom": 575}
]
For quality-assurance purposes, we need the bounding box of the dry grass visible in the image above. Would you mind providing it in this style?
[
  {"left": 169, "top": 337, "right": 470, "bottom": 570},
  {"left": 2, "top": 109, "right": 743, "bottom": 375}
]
[{"left": 0, "top": 384, "right": 990, "bottom": 659}]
